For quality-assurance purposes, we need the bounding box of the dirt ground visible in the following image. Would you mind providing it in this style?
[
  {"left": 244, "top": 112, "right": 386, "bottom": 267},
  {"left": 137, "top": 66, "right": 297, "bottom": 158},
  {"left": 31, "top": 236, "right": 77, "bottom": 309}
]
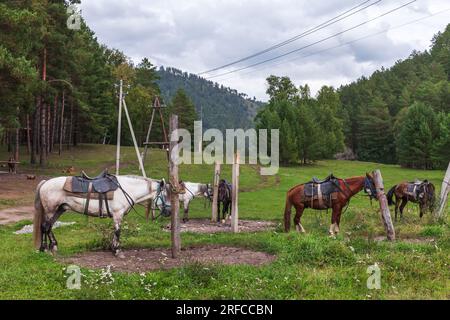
[
  {"left": 0, "top": 174, "right": 48, "bottom": 224},
  {"left": 62, "top": 245, "right": 276, "bottom": 272},
  {"left": 164, "top": 219, "right": 277, "bottom": 233}
]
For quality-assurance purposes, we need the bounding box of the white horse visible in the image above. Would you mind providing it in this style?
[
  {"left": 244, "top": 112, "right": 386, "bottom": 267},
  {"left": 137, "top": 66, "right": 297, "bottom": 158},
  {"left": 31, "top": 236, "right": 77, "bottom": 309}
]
[
  {"left": 33, "top": 175, "right": 168, "bottom": 257},
  {"left": 179, "top": 182, "right": 212, "bottom": 222}
]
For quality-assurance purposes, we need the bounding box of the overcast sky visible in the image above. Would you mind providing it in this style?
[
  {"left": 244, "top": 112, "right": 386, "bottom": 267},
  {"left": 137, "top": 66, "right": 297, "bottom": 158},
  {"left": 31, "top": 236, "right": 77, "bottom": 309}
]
[{"left": 79, "top": 0, "right": 449, "bottom": 101}]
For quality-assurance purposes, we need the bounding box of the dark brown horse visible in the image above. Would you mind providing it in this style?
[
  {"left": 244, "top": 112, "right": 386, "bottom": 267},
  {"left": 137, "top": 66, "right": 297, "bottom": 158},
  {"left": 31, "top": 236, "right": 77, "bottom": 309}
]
[
  {"left": 284, "top": 174, "right": 376, "bottom": 236},
  {"left": 386, "top": 181, "right": 435, "bottom": 221},
  {"left": 217, "top": 179, "right": 232, "bottom": 222}
]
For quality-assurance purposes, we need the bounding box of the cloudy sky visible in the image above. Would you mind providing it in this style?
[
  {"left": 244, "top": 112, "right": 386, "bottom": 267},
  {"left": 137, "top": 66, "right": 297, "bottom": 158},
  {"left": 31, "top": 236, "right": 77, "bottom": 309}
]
[{"left": 79, "top": 0, "right": 449, "bottom": 101}]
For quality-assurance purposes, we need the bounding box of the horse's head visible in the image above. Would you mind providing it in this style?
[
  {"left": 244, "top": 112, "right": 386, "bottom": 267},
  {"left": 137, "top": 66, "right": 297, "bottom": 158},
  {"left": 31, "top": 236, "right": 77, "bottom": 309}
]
[
  {"left": 418, "top": 180, "right": 436, "bottom": 209},
  {"left": 364, "top": 173, "right": 377, "bottom": 200},
  {"left": 203, "top": 183, "right": 213, "bottom": 201}
]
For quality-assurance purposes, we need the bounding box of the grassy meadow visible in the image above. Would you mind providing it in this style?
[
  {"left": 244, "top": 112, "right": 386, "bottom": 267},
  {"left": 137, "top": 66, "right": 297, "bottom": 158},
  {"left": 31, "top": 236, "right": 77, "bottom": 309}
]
[{"left": 0, "top": 144, "right": 448, "bottom": 299}]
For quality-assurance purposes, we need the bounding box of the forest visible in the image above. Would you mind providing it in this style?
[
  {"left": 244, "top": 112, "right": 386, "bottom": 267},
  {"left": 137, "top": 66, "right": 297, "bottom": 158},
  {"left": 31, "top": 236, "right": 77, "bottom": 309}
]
[{"left": 256, "top": 24, "right": 450, "bottom": 169}]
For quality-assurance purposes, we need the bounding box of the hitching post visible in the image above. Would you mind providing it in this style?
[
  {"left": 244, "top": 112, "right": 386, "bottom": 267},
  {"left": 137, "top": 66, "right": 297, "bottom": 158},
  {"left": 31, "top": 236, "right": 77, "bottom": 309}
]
[
  {"left": 231, "top": 152, "right": 240, "bottom": 233},
  {"left": 373, "top": 170, "right": 395, "bottom": 241},
  {"left": 211, "top": 162, "right": 221, "bottom": 222},
  {"left": 437, "top": 161, "right": 450, "bottom": 219},
  {"left": 169, "top": 114, "right": 181, "bottom": 258}
]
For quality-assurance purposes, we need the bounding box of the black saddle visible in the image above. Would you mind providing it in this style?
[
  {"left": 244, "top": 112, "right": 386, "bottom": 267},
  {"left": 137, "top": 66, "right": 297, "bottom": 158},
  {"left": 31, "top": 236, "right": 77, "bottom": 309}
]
[
  {"left": 81, "top": 170, "right": 108, "bottom": 180},
  {"left": 72, "top": 170, "right": 119, "bottom": 194},
  {"left": 310, "top": 174, "right": 337, "bottom": 184}
]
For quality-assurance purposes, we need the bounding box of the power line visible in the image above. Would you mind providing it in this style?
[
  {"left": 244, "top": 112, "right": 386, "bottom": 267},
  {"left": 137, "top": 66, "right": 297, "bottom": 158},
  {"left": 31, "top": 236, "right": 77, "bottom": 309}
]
[
  {"left": 199, "top": 0, "right": 380, "bottom": 75},
  {"left": 214, "top": 8, "right": 450, "bottom": 82},
  {"left": 205, "top": 0, "right": 417, "bottom": 80}
]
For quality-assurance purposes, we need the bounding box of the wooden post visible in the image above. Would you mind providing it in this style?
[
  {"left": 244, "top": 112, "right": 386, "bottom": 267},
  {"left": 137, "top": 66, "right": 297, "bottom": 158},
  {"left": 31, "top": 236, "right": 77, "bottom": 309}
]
[
  {"left": 142, "top": 108, "right": 156, "bottom": 164},
  {"left": 169, "top": 114, "right": 181, "bottom": 258},
  {"left": 373, "top": 170, "right": 395, "bottom": 241},
  {"left": 437, "top": 161, "right": 450, "bottom": 219},
  {"left": 122, "top": 99, "right": 146, "bottom": 178},
  {"left": 211, "top": 162, "right": 221, "bottom": 222},
  {"left": 116, "top": 79, "right": 123, "bottom": 175},
  {"left": 231, "top": 152, "right": 240, "bottom": 233}
]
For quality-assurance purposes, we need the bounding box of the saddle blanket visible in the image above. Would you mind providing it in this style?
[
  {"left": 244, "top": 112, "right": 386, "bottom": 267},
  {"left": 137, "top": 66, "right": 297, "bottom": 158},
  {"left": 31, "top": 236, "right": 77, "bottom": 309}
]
[{"left": 63, "top": 177, "right": 115, "bottom": 200}]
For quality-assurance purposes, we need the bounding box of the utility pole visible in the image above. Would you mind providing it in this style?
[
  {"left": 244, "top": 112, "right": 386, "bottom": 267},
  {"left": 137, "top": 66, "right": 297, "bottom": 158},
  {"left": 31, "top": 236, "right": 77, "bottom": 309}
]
[{"left": 116, "top": 79, "right": 123, "bottom": 175}]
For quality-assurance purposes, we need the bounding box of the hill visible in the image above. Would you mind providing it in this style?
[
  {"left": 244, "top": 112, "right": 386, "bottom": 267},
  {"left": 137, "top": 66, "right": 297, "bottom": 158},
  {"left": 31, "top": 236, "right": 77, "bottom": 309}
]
[{"left": 157, "top": 67, "right": 264, "bottom": 131}]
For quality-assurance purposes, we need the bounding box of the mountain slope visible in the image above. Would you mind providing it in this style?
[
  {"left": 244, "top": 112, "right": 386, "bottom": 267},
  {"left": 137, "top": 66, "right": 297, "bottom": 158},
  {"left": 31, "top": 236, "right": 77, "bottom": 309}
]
[{"left": 157, "top": 67, "right": 264, "bottom": 131}]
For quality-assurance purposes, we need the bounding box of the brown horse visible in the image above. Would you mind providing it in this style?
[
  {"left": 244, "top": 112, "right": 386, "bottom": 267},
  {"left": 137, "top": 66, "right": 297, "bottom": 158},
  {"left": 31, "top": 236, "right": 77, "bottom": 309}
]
[
  {"left": 386, "top": 181, "right": 435, "bottom": 221},
  {"left": 284, "top": 174, "right": 376, "bottom": 236}
]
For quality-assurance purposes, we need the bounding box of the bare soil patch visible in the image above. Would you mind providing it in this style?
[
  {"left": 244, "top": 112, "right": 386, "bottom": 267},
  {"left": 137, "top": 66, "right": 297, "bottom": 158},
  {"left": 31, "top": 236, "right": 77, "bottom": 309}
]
[
  {"left": 0, "top": 174, "right": 48, "bottom": 224},
  {"left": 164, "top": 219, "right": 277, "bottom": 234},
  {"left": 374, "top": 236, "right": 436, "bottom": 244},
  {"left": 0, "top": 206, "right": 34, "bottom": 225},
  {"left": 61, "top": 246, "right": 276, "bottom": 272}
]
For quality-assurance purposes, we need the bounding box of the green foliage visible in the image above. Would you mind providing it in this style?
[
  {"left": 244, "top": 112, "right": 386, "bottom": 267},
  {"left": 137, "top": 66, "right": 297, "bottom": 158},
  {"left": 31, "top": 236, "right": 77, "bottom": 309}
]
[
  {"left": 168, "top": 88, "right": 197, "bottom": 132},
  {"left": 339, "top": 24, "right": 450, "bottom": 168},
  {"left": 256, "top": 77, "right": 344, "bottom": 164},
  {"left": 396, "top": 102, "right": 438, "bottom": 169}
]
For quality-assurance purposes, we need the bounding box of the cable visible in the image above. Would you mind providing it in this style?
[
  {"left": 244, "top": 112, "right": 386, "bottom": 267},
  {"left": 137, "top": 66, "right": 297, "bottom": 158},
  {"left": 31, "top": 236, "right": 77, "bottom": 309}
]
[
  {"left": 205, "top": 0, "right": 417, "bottom": 80},
  {"left": 214, "top": 8, "right": 450, "bottom": 81},
  {"left": 198, "top": 0, "right": 380, "bottom": 75}
]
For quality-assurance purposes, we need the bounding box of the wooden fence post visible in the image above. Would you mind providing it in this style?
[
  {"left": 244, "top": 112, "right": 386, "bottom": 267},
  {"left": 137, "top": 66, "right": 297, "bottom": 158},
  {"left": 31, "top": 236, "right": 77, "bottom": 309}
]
[
  {"left": 372, "top": 170, "right": 395, "bottom": 241},
  {"left": 169, "top": 114, "right": 181, "bottom": 258},
  {"left": 231, "top": 152, "right": 240, "bottom": 233},
  {"left": 211, "top": 162, "right": 221, "bottom": 222},
  {"left": 437, "top": 161, "right": 450, "bottom": 219}
]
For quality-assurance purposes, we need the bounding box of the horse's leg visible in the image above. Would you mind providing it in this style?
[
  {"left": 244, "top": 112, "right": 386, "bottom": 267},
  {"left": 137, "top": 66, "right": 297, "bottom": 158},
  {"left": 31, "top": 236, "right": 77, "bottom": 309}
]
[
  {"left": 399, "top": 199, "right": 407, "bottom": 220},
  {"left": 329, "top": 206, "right": 339, "bottom": 237},
  {"left": 111, "top": 213, "right": 125, "bottom": 258},
  {"left": 394, "top": 195, "right": 399, "bottom": 222},
  {"left": 419, "top": 202, "right": 425, "bottom": 219},
  {"left": 334, "top": 207, "right": 343, "bottom": 235},
  {"left": 182, "top": 200, "right": 189, "bottom": 223},
  {"left": 46, "top": 205, "right": 66, "bottom": 253},
  {"left": 293, "top": 203, "right": 305, "bottom": 233}
]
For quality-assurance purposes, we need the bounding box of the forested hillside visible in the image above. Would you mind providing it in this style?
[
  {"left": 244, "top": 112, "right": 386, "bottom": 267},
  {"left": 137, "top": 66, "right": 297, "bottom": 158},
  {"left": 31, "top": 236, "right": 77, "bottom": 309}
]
[
  {"left": 256, "top": 24, "right": 450, "bottom": 169},
  {"left": 339, "top": 24, "right": 450, "bottom": 169},
  {"left": 157, "top": 67, "right": 264, "bottom": 131}
]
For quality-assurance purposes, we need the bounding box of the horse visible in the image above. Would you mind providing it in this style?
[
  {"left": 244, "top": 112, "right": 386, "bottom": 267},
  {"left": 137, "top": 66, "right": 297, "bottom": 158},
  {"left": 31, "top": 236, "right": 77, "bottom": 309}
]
[
  {"left": 217, "top": 179, "right": 232, "bottom": 222},
  {"left": 33, "top": 175, "right": 168, "bottom": 257},
  {"left": 386, "top": 181, "right": 435, "bottom": 221},
  {"left": 178, "top": 182, "right": 213, "bottom": 222},
  {"left": 284, "top": 173, "right": 376, "bottom": 236}
]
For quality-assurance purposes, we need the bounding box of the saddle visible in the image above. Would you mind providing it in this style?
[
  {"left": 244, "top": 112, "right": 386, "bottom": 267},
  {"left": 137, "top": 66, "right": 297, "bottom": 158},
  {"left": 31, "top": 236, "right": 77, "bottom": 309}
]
[
  {"left": 303, "top": 174, "right": 341, "bottom": 209},
  {"left": 63, "top": 170, "right": 119, "bottom": 218},
  {"left": 406, "top": 180, "right": 427, "bottom": 201}
]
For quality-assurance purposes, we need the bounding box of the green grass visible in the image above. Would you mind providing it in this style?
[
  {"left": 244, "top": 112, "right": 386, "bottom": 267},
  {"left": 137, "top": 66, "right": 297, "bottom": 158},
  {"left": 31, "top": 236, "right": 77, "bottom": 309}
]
[{"left": 0, "top": 144, "right": 448, "bottom": 299}]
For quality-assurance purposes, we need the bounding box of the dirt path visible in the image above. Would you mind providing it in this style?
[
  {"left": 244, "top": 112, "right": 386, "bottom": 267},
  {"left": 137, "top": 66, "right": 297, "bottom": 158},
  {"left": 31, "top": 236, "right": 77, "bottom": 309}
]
[
  {"left": 0, "top": 174, "right": 47, "bottom": 225},
  {"left": 0, "top": 206, "right": 34, "bottom": 225},
  {"left": 62, "top": 245, "right": 276, "bottom": 272}
]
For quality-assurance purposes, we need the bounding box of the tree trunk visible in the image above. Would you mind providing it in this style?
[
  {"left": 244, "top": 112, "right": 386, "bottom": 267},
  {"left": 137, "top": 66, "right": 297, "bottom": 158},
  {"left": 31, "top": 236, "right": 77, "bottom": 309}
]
[
  {"left": 59, "top": 90, "right": 65, "bottom": 155},
  {"left": 51, "top": 93, "right": 58, "bottom": 152},
  {"left": 14, "top": 127, "right": 19, "bottom": 161},
  {"left": 40, "top": 101, "right": 47, "bottom": 167},
  {"left": 26, "top": 114, "right": 31, "bottom": 155},
  {"left": 39, "top": 47, "right": 47, "bottom": 167},
  {"left": 69, "top": 96, "right": 73, "bottom": 149}
]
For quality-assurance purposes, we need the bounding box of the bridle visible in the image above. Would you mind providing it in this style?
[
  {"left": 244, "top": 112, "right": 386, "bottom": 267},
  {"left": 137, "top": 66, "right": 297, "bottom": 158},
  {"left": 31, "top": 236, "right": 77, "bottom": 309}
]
[{"left": 363, "top": 176, "right": 377, "bottom": 200}]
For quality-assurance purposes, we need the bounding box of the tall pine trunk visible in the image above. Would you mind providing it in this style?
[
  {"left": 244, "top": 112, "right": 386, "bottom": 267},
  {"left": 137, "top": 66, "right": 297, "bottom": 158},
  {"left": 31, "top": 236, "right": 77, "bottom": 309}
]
[{"left": 39, "top": 48, "right": 47, "bottom": 167}]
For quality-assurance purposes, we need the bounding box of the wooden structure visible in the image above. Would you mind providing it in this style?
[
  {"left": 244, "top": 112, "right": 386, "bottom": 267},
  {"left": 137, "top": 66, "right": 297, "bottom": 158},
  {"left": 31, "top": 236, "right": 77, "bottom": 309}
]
[
  {"left": 142, "top": 97, "right": 169, "bottom": 163},
  {"left": 211, "top": 162, "right": 221, "bottom": 222},
  {"left": 115, "top": 80, "right": 146, "bottom": 178},
  {"left": 169, "top": 114, "right": 181, "bottom": 258},
  {"left": 231, "top": 153, "right": 240, "bottom": 233},
  {"left": 437, "top": 161, "right": 450, "bottom": 219},
  {"left": 372, "top": 170, "right": 395, "bottom": 241}
]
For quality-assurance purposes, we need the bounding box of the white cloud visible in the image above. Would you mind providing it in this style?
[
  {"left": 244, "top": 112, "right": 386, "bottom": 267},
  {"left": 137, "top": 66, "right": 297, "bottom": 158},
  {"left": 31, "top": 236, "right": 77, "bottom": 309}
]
[{"left": 79, "top": 0, "right": 450, "bottom": 101}]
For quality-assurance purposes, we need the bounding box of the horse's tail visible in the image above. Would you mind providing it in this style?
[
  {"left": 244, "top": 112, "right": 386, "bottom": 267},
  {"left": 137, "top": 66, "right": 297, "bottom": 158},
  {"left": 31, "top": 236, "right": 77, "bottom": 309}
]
[
  {"left": 284, "top": 193, "right": 293, "bottom": 232},
  {"left": 33, "top": 180, "right": 47, "bottom": 249},
  {"left": 387, "top": 185, "right": 396, "bottom": 206}
]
